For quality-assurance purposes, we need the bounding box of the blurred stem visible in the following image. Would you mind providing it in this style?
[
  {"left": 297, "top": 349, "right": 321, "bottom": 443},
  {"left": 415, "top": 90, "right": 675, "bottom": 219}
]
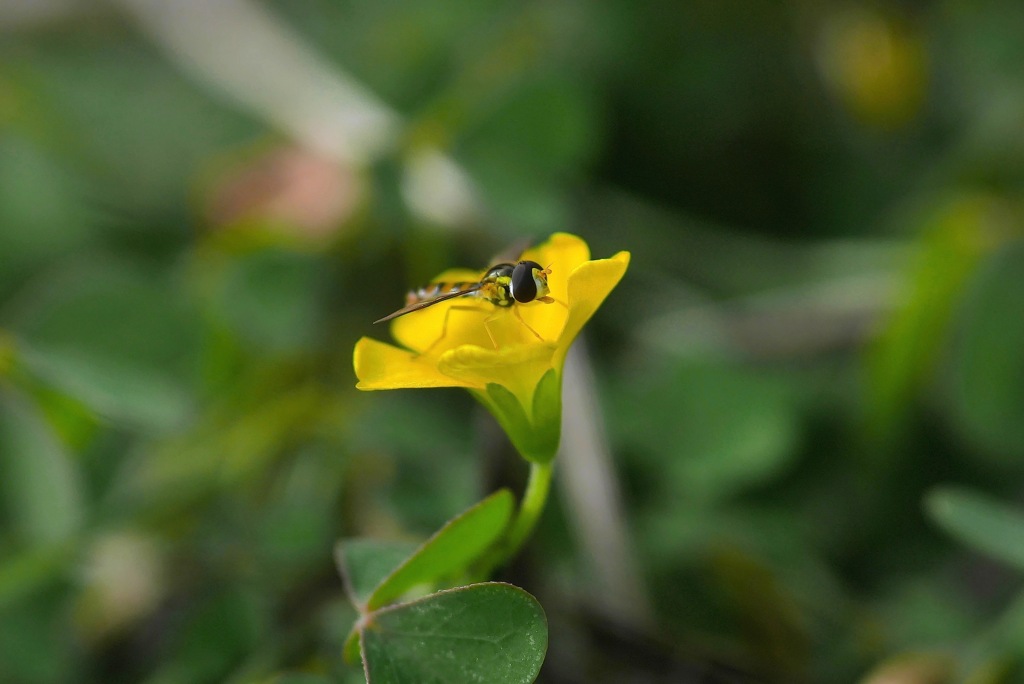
[
  {"left": 559, "top": 343, "right": 652, "bottom": 626},
  {"left": 0, "top": 333, "right": 15, "bottom": 377},
  {"left": 115, "top": 0, "right": 398, "bottom": 164},
  {"left": 475, "top": 460, "right": 553, "bottom": 578}
]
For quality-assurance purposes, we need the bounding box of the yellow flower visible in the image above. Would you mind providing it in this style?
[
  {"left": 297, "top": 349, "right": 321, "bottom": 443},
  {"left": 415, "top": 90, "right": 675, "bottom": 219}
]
[{"left": 354, "top": 233, "right": 629, "bottom": 462}]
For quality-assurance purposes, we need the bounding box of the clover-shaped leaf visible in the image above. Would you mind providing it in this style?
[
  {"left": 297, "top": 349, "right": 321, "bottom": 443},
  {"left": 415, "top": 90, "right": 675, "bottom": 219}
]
[
  {"left": 360, "top": 582, "right": 547, "bottom": 684},
  {"left": 336, "top": 489, "right": 515, "bottom": 612}
]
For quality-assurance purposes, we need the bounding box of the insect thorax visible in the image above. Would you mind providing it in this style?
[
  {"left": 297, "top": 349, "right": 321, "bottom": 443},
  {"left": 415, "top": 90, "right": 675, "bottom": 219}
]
[{"left": 478, "top": 263, "right": 516, "bottom": 307}]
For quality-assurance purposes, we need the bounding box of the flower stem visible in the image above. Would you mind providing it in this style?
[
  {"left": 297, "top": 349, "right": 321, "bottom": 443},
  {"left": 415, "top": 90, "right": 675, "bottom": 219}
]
[
  {"left": 475, "top": 460, "right": 554, "bottom": 577},
  {"left": 506, "top": 460, "right": 554, "bottom": 558}
]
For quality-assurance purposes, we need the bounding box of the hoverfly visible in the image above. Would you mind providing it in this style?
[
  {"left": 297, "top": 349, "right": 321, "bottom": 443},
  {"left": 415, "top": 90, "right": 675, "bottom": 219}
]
[{"left": 374, "top": 257, "right": 560, "bottom": 353}]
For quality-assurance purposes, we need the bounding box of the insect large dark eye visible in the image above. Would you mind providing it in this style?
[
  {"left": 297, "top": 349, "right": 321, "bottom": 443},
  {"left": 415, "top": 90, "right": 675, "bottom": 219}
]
[{"left": 510, "top": 260, "right": 541, "bottom": 303}]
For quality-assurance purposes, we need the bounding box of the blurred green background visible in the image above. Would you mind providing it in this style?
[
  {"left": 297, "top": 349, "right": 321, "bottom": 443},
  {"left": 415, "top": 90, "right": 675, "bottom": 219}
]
[{"left": 2, "top": 1, "right": 1024, "bottom": 682}]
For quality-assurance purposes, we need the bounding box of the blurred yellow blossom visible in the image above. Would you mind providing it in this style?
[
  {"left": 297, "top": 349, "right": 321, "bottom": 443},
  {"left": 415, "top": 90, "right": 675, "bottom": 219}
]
[{"left": 817, "top": 8, "right": 928, "bottom": 129}]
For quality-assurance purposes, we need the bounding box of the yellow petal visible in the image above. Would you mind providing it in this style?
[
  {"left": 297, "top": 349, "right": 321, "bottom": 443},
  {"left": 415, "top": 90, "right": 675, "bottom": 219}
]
[
  {"left": 554, "top": 251, "right": 631, "bottom": 367},
  {"left": 437, "top": 342, "right": 557, "bottom": 411},
  {"left": 390, "top": 296, "right": 494, "bottom": 355},
  {"left": 512, "top": 232, "right": 591, "bottom": 342},
  {"left": 353, "top": 337, "right": 480, "bottom": 390},
  {"left": 521, "top": 232, "right": 591, "bottom": 307},
  {"left": 386, "top": 266, "right": 489, "bottom": 354}
]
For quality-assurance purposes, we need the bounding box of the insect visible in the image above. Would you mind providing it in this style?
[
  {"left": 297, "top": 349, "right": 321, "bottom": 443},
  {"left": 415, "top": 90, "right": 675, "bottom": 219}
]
[{"left": 374, "top": 258, "right": 560, "bottom": 353}]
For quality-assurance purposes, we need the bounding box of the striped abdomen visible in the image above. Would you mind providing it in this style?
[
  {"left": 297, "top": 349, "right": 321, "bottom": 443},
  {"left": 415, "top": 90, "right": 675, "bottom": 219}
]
[{"left": 404, "top": 281, "right": 481, "bottom": 306}]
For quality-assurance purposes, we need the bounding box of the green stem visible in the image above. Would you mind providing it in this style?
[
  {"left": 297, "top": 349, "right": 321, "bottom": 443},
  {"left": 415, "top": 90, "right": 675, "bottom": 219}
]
[
  {"left": 475, "top": 460, "right": 554, "bottom": 577},
  {"left": 505, "top": 460, "right": 554, "bottom": 559}
]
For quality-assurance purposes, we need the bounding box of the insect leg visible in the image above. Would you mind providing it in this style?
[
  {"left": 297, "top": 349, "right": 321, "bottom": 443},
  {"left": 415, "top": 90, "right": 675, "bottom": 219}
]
[
  {"left": 537, "top": 295, "right": 569, "bottom": 310},
  {"left": 417, "top": 304, "right": 485, "bottom": 357},
  {"left": 513, "top": 306, "right": 546, "bottom": 342},
  {"left": 482, "top": 307, "right": 547, "bottom": 347},
  {"left": 481, "top": 313, "right": 499, "bottom": 350}
]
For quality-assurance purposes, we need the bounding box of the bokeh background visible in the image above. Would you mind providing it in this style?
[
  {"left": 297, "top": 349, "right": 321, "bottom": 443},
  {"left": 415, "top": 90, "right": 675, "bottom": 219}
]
[{"left": 2, "top": 1, "right": 1024, "bottom": 682}]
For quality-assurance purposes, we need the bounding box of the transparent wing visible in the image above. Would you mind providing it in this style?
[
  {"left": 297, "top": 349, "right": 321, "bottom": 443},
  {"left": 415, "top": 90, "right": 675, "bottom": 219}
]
[
  {"left": 373, "top": 285, "right": 481, "bottom": 324},
  {"left": 490, "top": 238, "right": 532, "bottom": 266}
]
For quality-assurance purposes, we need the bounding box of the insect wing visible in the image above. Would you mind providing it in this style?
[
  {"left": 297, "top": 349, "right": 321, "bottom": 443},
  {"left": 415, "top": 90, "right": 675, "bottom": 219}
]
[
  {"left": 489, "top": 238, "right": 533, "bottom": 266},
  {"left": 373, "top": 284, "right": 481, "bottom": 324}
]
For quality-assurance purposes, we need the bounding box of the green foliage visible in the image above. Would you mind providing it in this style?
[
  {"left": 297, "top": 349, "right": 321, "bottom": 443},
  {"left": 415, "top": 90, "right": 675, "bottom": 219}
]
[
  {"left": 477, "top": 369, "right": 562, "bottom": 464},
  {"left": 926, "top": 487, "right": 1024, "bottom": 571},
  {"left": 0, "top": 389, "right": 83, "bottom": 545},
  {"left": 265, "top": 676, "right": 334, "bottom": 684},
  {"left": 336, "top": 489, "right": 513, "bottom": 611},
  {"left": 612, "top": 360, "right": 799, "bottom": 507},
  {"left": 455, "top": 75, "right": 597, "bottom": 231},
  {"left": 336, "top": 492, "right": 540, "bottom": 680},
  {"left": 212, "top": 249, "right": 328, "bottom": 354},
  {"left": 866, "top": 195, "right": 1004, "bottom": 436},
  {"left": 361, "top": 583, "right": 546, "bottom": 684},
  {"left": 3, "top": 1, "right": 1024, "bottom": 681},
  {"left": 336, "top": 540, "right": 421, "bottom": 609},
  {"left": 944, "top": 241, "right": 1024, "bottom": 460},
  {"left": 18, "top": 344, "right": 192, "bottom": 431},
  {"left": 365, "top": 489, "right": 513, "bottom": 609}
]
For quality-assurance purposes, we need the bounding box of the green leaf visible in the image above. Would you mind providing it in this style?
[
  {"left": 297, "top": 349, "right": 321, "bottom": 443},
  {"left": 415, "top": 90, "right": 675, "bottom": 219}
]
[
  {"left": 483, "top": 383, "right": 531, "bottom": 440},
  {"left": 9, "top": 259, "right": 201, "bottom": 375},
  {"left": 926, "top": 487, "right": 1024, "bottom": 570},
  {"left": 18, "top": 344, "right": 191, "bottom": 432},
  {"left": 0, "top": 590, "right": 74, "bottom": 683},
  {"left": 481, "top": 379, "right": 561, "bottom": 464},
  {"left": 528, "top": 369, "right": 562, "bottom": 465},
  {"left": 337, "top": 493, "right": 516, "bottom": 665},
  {"left": 945, "top": 241, "right": 1024, "bottom": 460},
  {"left": 262, "top": 675, "right": 337, "bottom": 684},
  {"left": 335, "top": 540, "right": 421, "bottom": 609},
  {"left": 343, "top": 628, "right": 363, "bottom": 666},
  {"left": 336, "top": 490, "right": 515, "bottom": 613},
  {"left": 0, "top": 389, "right": 84, "bottom": 544},
  {"left": 162, "top": 587, "right": 264, "bottom": 684},
  {"left": 955, "top": 590, "right": 1024, "bottom": 681},
  {"left": 361, "top": 582, "right": 547, "bottom": 684},
  {"left": 368, "top": 489, "right": 514, "bottom": 610},
  {"left": 0, "top": 544, "right": 75, "bottom": 609},
  {"left": 215, "top": 248, "right": 326, "bottom": 353},
  {"left": 611, "top": 360, "right": 798, "bottom": 506},
  {"left": 0, "top": 136, "right": 94, "bottom": 286},
  {"left": 866, "top": 194, "right": 998, "bottom": 435}
]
